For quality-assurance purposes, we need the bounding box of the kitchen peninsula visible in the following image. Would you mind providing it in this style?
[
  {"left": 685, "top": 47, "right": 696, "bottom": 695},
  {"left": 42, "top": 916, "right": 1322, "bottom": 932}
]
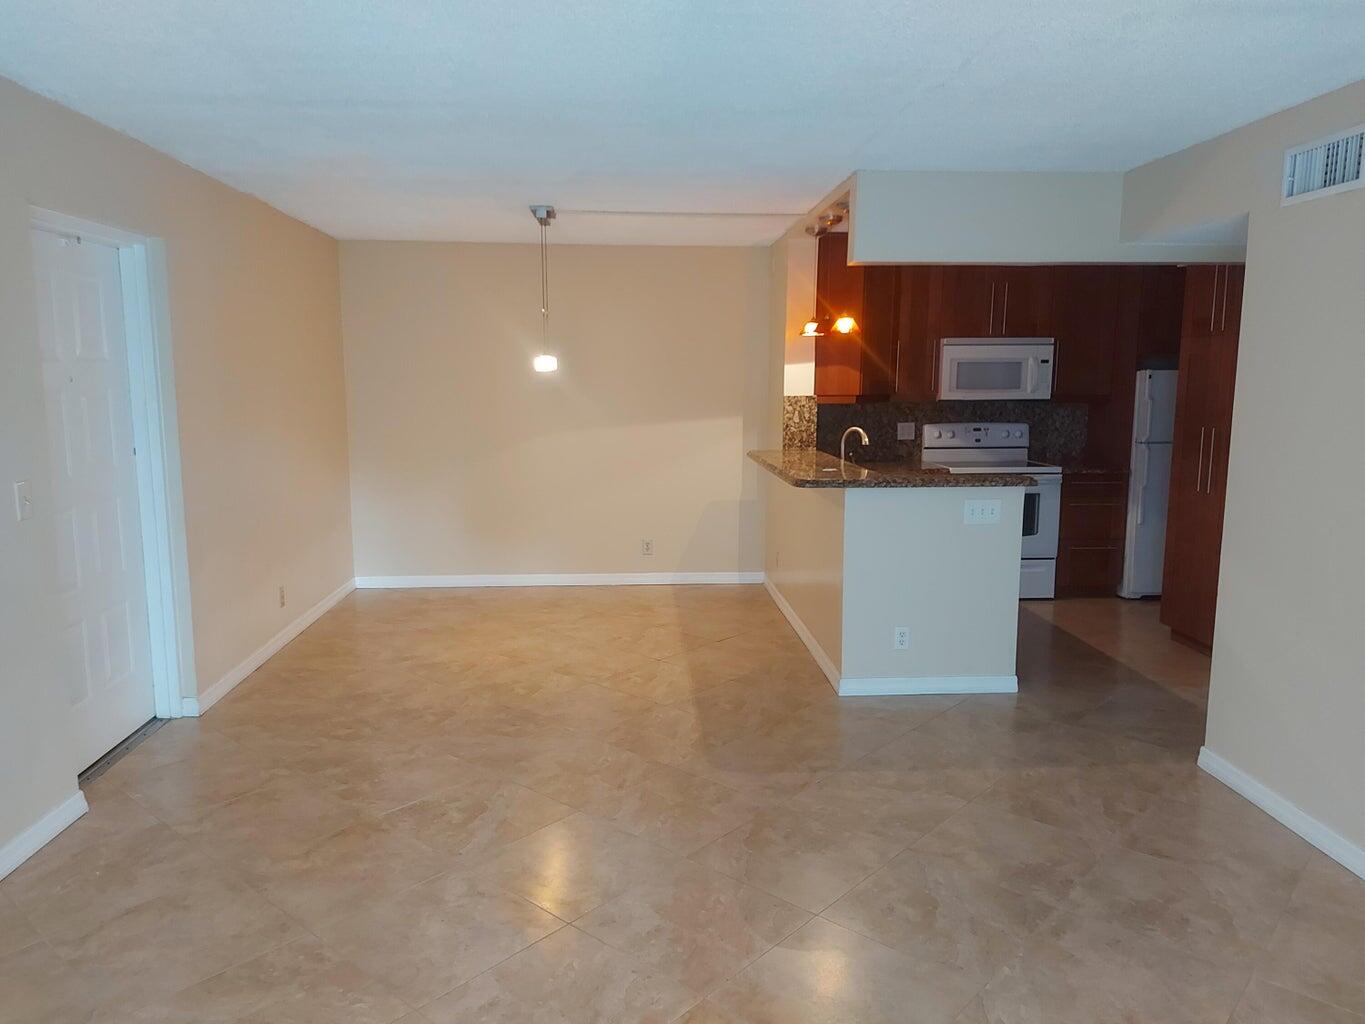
[{"left": 751, "top": 449, "right": 1032, "bottom": 696}]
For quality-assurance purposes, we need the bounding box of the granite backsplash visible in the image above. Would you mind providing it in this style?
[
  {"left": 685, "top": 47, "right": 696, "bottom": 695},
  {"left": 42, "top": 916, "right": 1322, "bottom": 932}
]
[
  {"left": 782, "top": 396, "right": 818, "bottom": 450},
  {"left": 816, "top": 400, "right": 1088, "bottom": 464}
]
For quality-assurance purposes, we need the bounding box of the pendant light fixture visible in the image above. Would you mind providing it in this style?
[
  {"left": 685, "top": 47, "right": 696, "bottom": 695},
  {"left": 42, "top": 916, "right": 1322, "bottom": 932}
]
[{"left": 530, "top": 204, "right": 558, "bottom": 372}]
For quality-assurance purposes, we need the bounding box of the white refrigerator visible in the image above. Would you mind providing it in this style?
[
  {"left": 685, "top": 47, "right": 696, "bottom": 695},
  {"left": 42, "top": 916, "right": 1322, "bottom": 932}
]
[{"left": 1119, "top": 369, "right": 1178, "bottom": 598}]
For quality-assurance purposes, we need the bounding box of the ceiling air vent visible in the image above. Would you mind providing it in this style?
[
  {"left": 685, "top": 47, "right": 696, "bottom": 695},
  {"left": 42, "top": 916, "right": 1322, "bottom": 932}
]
[{"left": 1283, "top": 124, "right": 1365, "bottom": 204}]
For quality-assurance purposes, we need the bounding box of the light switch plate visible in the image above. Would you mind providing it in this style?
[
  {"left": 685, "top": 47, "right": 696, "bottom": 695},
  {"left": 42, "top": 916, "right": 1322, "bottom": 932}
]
[
  {"left": 963, "top": 498, "right": 1003, "bottom": 525},
  {"left": 897, "top": 422, "right": 915, "bottom": 441},
  {"left": 13, "top": 481, "right": 33, "bottom": 522}
]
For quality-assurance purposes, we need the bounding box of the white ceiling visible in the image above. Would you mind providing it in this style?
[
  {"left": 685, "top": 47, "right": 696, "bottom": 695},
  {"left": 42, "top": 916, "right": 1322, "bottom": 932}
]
[{"left": 2, "top": 1, "right": 1362, "bottom": 245}]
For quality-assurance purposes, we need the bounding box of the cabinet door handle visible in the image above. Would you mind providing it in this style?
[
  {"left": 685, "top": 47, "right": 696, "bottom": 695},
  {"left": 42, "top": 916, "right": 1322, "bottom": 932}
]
[
  {"left": 1220, "top": 269, "right": 1229, "bottom": 332},
  {"left": 1195, "top": 427, "right": 1206, "bottom": 494},
  {"left": 988, "top": 282, "right": 997, "bottom": 335},
  {"left": 1209, "top": 266, "right": 1220, "bottom": 334},
  {"left": 1205, "top": 427, "right": 1218, "bottom": 493},
  {"left": 1001, "top": 281, "right": 1010, "bottom": 335},
  {"left": 894, "top": 337, "right": 902, "bottom": 396}
]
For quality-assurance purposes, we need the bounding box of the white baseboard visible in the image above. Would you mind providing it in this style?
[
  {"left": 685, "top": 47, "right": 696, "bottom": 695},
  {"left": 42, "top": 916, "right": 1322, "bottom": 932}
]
[
  {"left": 838, "top": 675, "right": 1019, "bottom": 697},
  {"left": 184, "top": 578, "right": 356, "bottom": 716},
  {"left": 1198, "top": 746, "right": 1365, "bottom": 881},
  {"left": 355, "top": 572, "right": 764, "bottom": 589},
  {"left": 0, "top": 790, "right": 88, "bottom": 881},
  {"left": 763, "top": 577, "right": 1018, "bottom": 698},
  {"left": 762, "top": 577, "right": 841, "bottom": 690}
]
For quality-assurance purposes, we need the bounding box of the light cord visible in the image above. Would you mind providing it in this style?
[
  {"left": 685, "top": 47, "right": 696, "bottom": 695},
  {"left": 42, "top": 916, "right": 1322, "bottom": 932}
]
[{"left": 540, "top": 220, "right": 550, "bottom": 349}]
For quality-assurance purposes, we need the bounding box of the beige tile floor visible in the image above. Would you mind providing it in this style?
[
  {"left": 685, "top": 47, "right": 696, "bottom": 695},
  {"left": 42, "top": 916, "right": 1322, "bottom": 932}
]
[{"left": 3, "top": 587, "right": 1363, "bottom": 1023}]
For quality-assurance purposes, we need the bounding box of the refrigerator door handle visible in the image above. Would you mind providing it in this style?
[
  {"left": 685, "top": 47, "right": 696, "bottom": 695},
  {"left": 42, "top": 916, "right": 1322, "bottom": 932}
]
[{"left": 1133, "top": 446, "right": 1147, "bottom": 525}]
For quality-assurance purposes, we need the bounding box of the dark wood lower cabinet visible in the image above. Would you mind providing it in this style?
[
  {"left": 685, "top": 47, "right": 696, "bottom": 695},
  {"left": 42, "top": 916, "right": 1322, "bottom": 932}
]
[
  {"left": 1057, "top": 543, "right": 1126, "bottom": 594},
  {"left": 1056, "top": 475, "right": 1128, "bottom": 596}
]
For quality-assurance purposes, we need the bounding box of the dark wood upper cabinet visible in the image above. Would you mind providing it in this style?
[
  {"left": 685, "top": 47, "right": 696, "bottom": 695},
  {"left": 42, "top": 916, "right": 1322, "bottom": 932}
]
[
  {"left": 1181, "top": 264, "right": 1220, "bottom": 341},
  {"left": 813, "top": 233, "right": 861, "bottom": 398},
  {"left": 1051, "top": 266, "right": 1120, "bottom": 401},
  {"left": 889, "top": 264, "right": 1054, "bottom": 400},
  {"left": 927, "top": 265, "right": 1052, "bottom": 339},
  {"left": 894, "top": 266, "right": 936, "bottom": 399},
  {"left": 1217, "top": 263, "right": 1244, "bottom": 340},
  {"left": 813, "top": 234, "right": 896, "bottom": 399},
  {"left": 996, "top": 266, "right": 1053, "bottom": 337},
  {"left": 1134, "top": 264, "right": 1186, "bottom": 364},
  {"left": 814, "top": 233, "right": 858, "bottom": 328},
  {"left": 930, "top": 266, "right": 996, "bottom": 338},
  {"left": 813, "top": 255, "right": 1187, "bottom": 408},
  {"left": 859, "top": 265, "right": 898, "bottom": 396},
  {"left": 1078, "top": 265, "right": 1189, "bottom": 471},
  {"left": 1179, "top": 263, "right": 1242, "bottom": 345}
]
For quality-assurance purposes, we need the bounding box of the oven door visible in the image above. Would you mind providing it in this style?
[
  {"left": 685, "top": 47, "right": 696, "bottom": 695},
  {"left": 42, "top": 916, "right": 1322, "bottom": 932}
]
[
  {"left": 938, "top": 341, "right": 1054, "bottom": 401},
  {"left": 1021, "top": 476, "right": 1061, "bottom": 559}
]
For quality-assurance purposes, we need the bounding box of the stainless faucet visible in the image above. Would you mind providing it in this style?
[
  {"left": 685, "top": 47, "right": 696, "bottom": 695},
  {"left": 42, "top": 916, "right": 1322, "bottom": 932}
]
[{"left": 840, "top": 426, "right": 870, "bottom": 463}]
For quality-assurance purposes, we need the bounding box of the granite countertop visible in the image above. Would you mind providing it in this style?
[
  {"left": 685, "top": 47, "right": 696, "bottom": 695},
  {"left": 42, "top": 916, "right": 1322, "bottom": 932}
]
[{"left": 748, "top": 450, "right": 1036, "bottom": 488}]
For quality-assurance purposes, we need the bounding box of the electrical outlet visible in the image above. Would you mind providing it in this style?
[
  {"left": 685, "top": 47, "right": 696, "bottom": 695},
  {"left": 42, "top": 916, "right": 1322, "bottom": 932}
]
[
  {"left": 963, "top": 499, "right": 1003, "bottom": 525},
  {"left": 13, "top": 481, "right": 33, "bottom": 522},
  {"left": 896, "top": 422, "right": 915, "bottom": 441},
  {"left": 893, "top": 626, "right": 910, "bottom": 650},
  {"left": 278, "top": 586, "right": 286, "bottom": 608},
  {"left": 641, "top": 539, "right": 654, "bottom": 556}
]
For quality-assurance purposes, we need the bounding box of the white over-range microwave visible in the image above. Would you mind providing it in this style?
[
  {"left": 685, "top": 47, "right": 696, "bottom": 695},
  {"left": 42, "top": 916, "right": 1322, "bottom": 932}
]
[{"left": 938, "top": 337, "right": 1054, "bottom": 401}]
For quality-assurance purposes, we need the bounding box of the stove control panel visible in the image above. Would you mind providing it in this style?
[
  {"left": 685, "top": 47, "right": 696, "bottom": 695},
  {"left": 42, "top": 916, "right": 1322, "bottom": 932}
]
[{"left": 922, "top": 423, "right": 1029, "bottom": 449}]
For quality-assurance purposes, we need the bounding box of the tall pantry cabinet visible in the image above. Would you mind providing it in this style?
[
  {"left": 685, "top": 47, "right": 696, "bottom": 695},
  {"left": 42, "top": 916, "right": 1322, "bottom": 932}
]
[{"left": 1161, "top": 263, "right": 1244, "bottom": 649}]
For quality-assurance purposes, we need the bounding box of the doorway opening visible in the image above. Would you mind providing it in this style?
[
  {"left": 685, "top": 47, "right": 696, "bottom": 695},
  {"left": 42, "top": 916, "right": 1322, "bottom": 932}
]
[{"left": 29, "top": 208, "right": 197, "bottom": 772}]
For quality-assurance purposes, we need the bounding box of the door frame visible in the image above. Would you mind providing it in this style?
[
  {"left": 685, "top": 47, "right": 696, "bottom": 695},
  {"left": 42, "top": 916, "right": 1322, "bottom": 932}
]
[{"left": 30, "top": 207, "right": 198, "bottom": 721}]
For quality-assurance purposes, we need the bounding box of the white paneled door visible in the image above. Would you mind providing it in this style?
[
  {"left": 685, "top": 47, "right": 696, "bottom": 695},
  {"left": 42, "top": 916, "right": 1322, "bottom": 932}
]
[{"left": 31, "top": 228, "right": 155, "bottom": 771}]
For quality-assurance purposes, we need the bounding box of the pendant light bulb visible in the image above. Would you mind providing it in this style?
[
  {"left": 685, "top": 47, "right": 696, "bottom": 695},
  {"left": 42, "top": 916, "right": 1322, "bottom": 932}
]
[
  {"left": 801, "top": 318, "right": 823, "bottom": 337},
  {"left": 832, "top": 315, "right": 857, "bottom": 334},
  {"left": 530, "top": 204, "right": 558, "bottom": 373}
]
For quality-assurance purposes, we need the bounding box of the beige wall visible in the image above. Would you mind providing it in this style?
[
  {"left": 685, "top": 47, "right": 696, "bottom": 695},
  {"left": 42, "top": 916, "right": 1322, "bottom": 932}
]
[
  {"left": 847, "top": 170, "right": 1246, "bottom": 264},
  {"left": 1124, "top": 79, "right": 1365, "bottom": 859},
  {"left": 340, "top": 241, "right": 770, "bottom": 578},
  {"left": 763, "top": 476, "right": 845, "bottom": 673},
  {"left": 841, "top": 487, "right": 1022, "bottom": 682},
  {"left": 775, "top": 236, "right": 817, "bottom": 398},
  {"left": 765, "top": 241, "right": 791, "bottom": 439},
  {"left": 0, "top": 78, "right": 352, "bottom": 855},
  {"left": 764, "top": 481, "right": 1023, "bottom": 688}
]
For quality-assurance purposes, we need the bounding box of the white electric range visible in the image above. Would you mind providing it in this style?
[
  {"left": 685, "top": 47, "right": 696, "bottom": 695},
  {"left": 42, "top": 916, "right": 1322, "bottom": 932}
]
[{"left": 921, "top": 423, "right": 1063, "bottom": 599}]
